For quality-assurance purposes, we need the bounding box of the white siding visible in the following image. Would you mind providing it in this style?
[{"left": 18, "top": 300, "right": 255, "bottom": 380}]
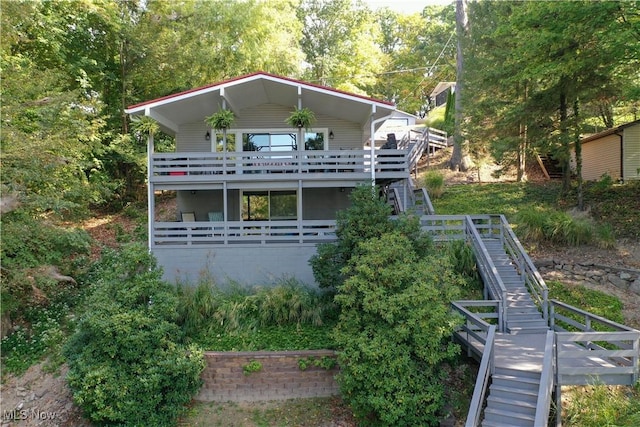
[
  {"left": 581, "top": 134, "right": 620, "bottom": 181},
  {"left": 623, "top": 124, "right": 640, "bottom": 181},
  {"left": 177, "top": 122, "right": 211, "bottom": 152}
]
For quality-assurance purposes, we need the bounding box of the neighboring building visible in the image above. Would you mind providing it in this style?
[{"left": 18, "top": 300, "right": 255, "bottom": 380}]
[
  {"left": 571, "top": 119, "right": 640, "bottom": 182},
  {"left": 429, "top": 82, "right": 455, "bottom": 108},
  {"left": 125, "top": 72, "right": 419, "bottom": 285}
]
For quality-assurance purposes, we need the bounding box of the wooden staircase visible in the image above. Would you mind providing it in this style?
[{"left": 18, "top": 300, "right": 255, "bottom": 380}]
[
  {"left": 483, "top": 239, "right": 548, "bottom": 334},
  {"left": 537, "top": 154, "right": 563, "bottom": 180},
  {"left": 483, "top": 366, "right": 541, "bottom": 426}
]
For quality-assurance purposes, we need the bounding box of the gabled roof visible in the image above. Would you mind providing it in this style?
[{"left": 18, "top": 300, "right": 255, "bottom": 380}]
[
  {"left": 125, "top": 72, "right": 399, "bottom": 134},
  {"left": 429, "top": 81, "right": 455, "bottom": 99},
  {"left": 580, "top": 119, "right": 640, "bottom": 144}
]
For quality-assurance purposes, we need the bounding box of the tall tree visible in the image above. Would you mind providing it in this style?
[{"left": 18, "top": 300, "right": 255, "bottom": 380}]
[
  {"left": 372, "top": 6, "right": 456, "bottom": 114},
  {"left": 449, "top": 0, "right": 473, "bottom": 171},
  {"left": 298, "top": 0, "right": 384, "bottom": 94}
]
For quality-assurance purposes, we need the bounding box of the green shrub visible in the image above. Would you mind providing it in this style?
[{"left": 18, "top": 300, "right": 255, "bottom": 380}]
[
  {"left": 550, "top": 212, "right": 593, "bottom": 246},
  {"left": 334, "top": 232, "right": 462, "bottom": 426},
  {"left": 594, "top": 223, "right": 616, "bottom": 249},
  {"left": 310, "top": 185, "right": 431, "bottom": 291},
  {"left": 424, "top": 170, "right": 445, "bottom": 199},
  {"left": 515, "top": 207, "right": 549, "bottom": 242},
  {"left": 64, "top": 244, "right": 205, "bottom": 427}
]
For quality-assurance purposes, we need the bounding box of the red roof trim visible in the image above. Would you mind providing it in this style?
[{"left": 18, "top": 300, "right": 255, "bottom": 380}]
[{"left": 126, "top": 71, "right": 394, "bottom": 110}]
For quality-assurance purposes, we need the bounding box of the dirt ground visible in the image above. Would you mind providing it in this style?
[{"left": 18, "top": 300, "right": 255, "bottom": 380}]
[{"left": 2, "top": 149, "right": 638, "bottom": 426}]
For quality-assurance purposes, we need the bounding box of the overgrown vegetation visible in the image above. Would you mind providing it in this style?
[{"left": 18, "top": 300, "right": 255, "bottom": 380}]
[
  {"left": 563, "top": 383, "right": 640, "bottom": 427},
  {"left": 64, "top": 244, "right": 205, "bottom": 426},
  {"left": 423, "top": 170, "right": 445, "bottom": 198},
  {"left": 313, "top": 186, "right": 464, "bottom": 425},
  {"left": 176, "top": 278, "right": 337, "bottom": 351},
  {"left": 433, "top": 180, "right": 640, "bottom": 241}
]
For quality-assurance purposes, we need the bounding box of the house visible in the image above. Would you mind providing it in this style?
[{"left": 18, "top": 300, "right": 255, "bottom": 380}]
[
  {"left": 429, "top": 82, "right": 455, "bottom": 108},
  {"left": 572, "top": 119, "right": 640, "bottom": 182},
  {"left": 125, "top": 72, "right": 419, "bottom": 285}
]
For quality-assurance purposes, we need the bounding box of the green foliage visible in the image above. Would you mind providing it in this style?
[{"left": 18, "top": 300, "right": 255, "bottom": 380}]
[
  {"left": 242, "top": 360, "right": 263, "bottom": 376},
  {"left": 423, "top": 170, "right": 445, "bottom": 198},
  {"left": 547, "top": 281, "right": 624, "bottom": 324},
  {"left": 205, "top": 109, "right": 235, "bottom": 130},
  {"left": 310, "top": 185, "right": 395, "bottom": 289},
  {"left": 443, "top": 240, "right": 481, "bottom": 296},
  {"left": 130, "top": 115, "right": 160, "bottom": 136},
  {"left": 297, "top": 356, "right": 337, "bottom": 371},
  {"left": 176, "top": 277, "right": 338, "bottom": 351},
  {"left": 334, "top": 232, "right": 462, "bottom": 425},
  {"left": 1, "top": 303, "right": 69, "bottom": 376},
  {"left": 64, "top": 244, "right": 205, "bottom": 426},
  {"left": 563, "top": 383, "right": 640, "bottom": 427},
  {"left": 516, "top": 207, "right": 616, "bottom": 248},
  {"left": 1, "top": 215, "right": 90, "bottom": 271}
]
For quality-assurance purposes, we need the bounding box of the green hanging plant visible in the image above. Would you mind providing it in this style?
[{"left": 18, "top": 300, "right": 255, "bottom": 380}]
[
  {"left": 205, "top": 108, "right": 235, "bottom": 131},
  {"left": 285, "top": 106, "right": 315, "bottom": 130}
]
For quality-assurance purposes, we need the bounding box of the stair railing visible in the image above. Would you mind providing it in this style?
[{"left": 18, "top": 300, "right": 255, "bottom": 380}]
[
  {"left": 387, "top": 187, "right": 403, "bottom": 215},
  {"left": 414, "top": 187, "right": 436, "bottom": 215},
  {"left": 464, "top": 216, "right": 508, "bottom": 331},
  {"left": 534, "top": 331, "right": 556, "bottom": 427},
  {"left": 550, "top": 299, "right": 640, "bottom": 386},
  {"left": 498, "top": 215, "right": 549, "bottom": 322},
  {"left": 464, "top": 324, "right": 497, "bottom": 427}
]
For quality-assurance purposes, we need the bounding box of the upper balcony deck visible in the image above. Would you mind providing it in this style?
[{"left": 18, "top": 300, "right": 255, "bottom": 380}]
[{"left": 150, "top": 149, "right": 409, "bottom": 186}]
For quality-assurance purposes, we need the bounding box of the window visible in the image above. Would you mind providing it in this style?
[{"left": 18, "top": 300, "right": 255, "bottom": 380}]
[
  {"left": 242, "top": 190, "right": 297, "bottom": 221},
  {"left": 241, "top": 130, "right": 327, "bottom": 152},
  {"left": 212, "top": 133, "right": 236, "bottom": 152}
]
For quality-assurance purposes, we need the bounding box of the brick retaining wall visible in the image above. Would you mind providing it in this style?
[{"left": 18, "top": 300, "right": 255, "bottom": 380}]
[{"left": 196, "top": 350, "right": 340, "bottom": 402}]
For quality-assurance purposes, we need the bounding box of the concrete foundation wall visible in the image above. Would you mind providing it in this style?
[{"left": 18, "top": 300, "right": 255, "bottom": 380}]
[
  {"left": 196, "top": 350, "right": 339, "bottom": 402},
  {"left": 154, "top": 245, "right": 319, "bottom": 285}
]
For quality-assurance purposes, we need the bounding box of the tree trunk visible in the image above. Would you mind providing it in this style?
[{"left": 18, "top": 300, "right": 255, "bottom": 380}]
[
  {"left": 517, "top": 82, "right": 528, "bottom": 182},
  {"left": 559, "top": 87, "right": 571, "bottom": 193},
  {"left": 574, "top": 98, "right": 584, "bottom": 210},
  {"left": 449, "top": 0, "right": 474, "bottom": 172}
]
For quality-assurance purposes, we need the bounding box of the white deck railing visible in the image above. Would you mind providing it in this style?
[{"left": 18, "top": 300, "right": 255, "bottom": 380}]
[
  {"left": 152, "top": 219, "right": 336, "bottom": 247},
  {"left": 150, "top": 149, "right": 408, "bottom": 180}
]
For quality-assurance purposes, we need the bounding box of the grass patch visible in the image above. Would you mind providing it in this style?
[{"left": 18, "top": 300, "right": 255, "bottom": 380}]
[
  {"left": 432, "top": 180, "right": 639, "bottom": 241},
  {"left": 433, "top": 182, "right": 562, "bottom": 220},
  {"left": 547, "top": 280, "right": 624, "bottom": 324},
  {"left": 563, "top": 383, "right": 640, "bottom": 427},
  {"left": 182, "top": 396, "right": 350, "bottom": 426}
]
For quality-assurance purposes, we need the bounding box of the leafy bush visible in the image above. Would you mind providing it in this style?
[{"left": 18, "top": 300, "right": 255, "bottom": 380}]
[
  {"left": 424, "top": 170, "right": 445, "bottom": 199},
  {"left": 334, "top": 232, "right": 462, "bottom": 426},
  {"left": 310, "top": 185, "right": 431, "bottom": 290},
  {"left": 64, "top": 244, "right": 205, "bottom": 426},
  {"left": 444, "top": 240, "right": 481, "bottom": 296},
  {"left": 1, "top": 213, "right": 91, "bottom": 271}
]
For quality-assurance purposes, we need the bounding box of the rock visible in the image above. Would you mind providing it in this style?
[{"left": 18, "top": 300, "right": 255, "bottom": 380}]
[
  {"left": 630, "top": 278, "right": 640, "bottom": 294},
  {"left": 608, "top": 273, "right": 629, "bottom": 289},
  {"left": 536, "top": 259, "right": 554, "bottom": 268},
  {"left": 619, "top": 272, "right": 632, "bottom": 280}
]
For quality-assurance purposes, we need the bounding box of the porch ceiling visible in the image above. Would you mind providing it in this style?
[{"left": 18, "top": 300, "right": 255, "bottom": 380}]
[{"left": 126, "top": 73, "right": 397, "bottom": 134}]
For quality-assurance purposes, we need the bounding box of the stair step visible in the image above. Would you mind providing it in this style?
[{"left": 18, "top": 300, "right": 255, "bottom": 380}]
[
  {"left": 489, "top": 383, "right": 538, "bottom": 401},
  {"left": 483, "top": 407, "right": 535, "bottom": 425},
  {"left": 482, "top": 421, "right": 522, "bottom": 427},
  {"left": 486, "top": 395, "right": 536, "bottom": 416},
  {"left": 508, "top": 320, "right": 547, "bottom": 328},
  {"left": 508, "top": 326, "right": 549, "bottom": 334},
  {"left": 493, "top": 372, "right": 541, "bottom": 387}
]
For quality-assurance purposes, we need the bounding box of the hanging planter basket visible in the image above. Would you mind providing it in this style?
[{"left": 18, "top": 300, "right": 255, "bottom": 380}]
[
  {"left": 285, "top": 106, "right": 315, "bottom": 130},
  {"left": 205, "top": 108, "right": 235, "bottom": 131}
]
